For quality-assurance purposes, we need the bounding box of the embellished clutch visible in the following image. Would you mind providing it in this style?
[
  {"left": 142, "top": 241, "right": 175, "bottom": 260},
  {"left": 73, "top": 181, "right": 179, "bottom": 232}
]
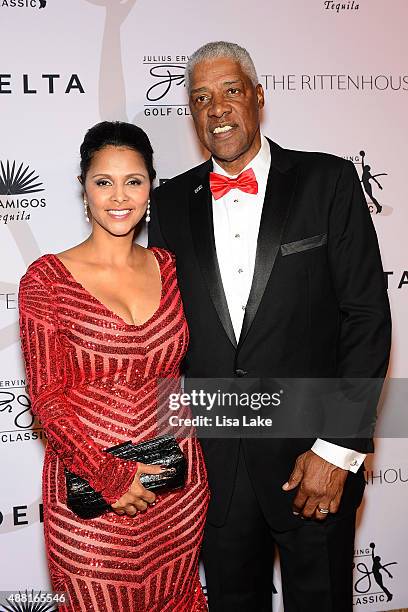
[{"left": 65, "top": 434, "right": 187, "bottom": 519}]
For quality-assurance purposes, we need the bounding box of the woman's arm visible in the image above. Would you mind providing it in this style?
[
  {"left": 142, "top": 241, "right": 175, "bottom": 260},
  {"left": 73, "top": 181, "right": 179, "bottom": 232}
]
[{"left": 18, "top": 266, "right": 138, "bottom": 505}]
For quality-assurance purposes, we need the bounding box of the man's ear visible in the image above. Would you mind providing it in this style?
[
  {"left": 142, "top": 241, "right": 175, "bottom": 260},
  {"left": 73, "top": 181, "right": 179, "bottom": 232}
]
[{"left": 256, "top": 84, "right": 265, "bottom": 110}]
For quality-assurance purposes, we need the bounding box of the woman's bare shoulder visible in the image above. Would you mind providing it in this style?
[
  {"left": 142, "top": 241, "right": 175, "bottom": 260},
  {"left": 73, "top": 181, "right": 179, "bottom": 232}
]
[{"left": 55, "top": 243, "right": 88, "bottom": 265}]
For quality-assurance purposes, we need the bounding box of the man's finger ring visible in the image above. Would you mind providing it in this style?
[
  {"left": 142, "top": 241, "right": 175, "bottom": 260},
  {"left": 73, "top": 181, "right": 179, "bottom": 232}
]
[{"left": 318, "top": 507, "right": 330, "bottom": 514}]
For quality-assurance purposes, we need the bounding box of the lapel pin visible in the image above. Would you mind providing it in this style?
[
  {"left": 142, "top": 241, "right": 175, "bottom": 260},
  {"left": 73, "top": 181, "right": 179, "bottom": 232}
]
[{"left": 194, "top": 185, "right": 203, "bottom": 194}]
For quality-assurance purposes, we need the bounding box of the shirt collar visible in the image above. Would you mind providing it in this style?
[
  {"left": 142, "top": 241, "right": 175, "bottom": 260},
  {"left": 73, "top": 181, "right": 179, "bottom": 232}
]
[{"left": 211, "top": 133, "right": 271, "bottom": 179}]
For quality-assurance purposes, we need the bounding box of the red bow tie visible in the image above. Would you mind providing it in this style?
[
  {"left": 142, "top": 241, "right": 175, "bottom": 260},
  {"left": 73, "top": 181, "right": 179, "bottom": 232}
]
[{"left": 209, "top": 167, "right": 258, "bottom": 200}]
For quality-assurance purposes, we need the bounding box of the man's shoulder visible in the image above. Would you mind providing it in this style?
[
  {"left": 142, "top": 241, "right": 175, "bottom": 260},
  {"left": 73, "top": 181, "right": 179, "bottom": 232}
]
[
  {"left": 270, "top": 138, "right": 350, "bottom": 176},
  {"left": 292, "top": 148, "right": 348, "bottom": 171},
  {"left": 154, "top": 159, "right": 210, "bottom": 198}
]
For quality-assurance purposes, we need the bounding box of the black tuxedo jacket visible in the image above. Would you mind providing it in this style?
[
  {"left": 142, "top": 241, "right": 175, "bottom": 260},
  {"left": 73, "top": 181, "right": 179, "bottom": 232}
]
[{"left": 149, "top": 138, "right": 391, "bottom": 530}]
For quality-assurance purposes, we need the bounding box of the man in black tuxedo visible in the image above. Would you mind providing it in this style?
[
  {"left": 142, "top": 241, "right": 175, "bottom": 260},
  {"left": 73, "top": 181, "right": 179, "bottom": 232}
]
[{"left": 149, "top": 41, "right": 391, "bottom": 611}]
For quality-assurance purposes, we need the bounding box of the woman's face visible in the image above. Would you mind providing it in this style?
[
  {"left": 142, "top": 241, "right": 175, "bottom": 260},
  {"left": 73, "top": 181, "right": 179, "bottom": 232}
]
[{"left": 83, "top": 145, "right": 151, "bottom": 236}]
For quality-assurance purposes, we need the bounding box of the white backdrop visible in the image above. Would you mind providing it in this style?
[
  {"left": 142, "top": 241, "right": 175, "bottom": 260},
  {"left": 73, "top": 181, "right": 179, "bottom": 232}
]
[{"left": 0, "top": 1, "right": 407, "bottom": 610}]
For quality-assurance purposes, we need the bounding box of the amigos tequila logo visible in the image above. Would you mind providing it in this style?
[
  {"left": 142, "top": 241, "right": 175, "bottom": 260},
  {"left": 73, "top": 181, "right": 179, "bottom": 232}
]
[
  {"left": 324, "top": 1, "right": 359, "bottom": 12},
  {"left": 0, "top": 160, "right": 47, "bottom": 224}
]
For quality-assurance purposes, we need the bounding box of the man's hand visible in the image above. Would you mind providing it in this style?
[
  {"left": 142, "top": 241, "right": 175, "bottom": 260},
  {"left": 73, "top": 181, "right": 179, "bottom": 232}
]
[{"left": 282, "top": 450, "right": 348, "bottom": 521}]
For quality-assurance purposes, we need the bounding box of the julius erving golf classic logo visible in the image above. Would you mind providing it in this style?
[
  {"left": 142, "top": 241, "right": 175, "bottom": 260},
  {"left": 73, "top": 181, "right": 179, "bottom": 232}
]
[
  {"left": 358, "top": 150, "right": 389, "bottom": 215},
  {"left": 143, "top": 56, "right": 191, "bottom": 118},
  {"left": 0, "top": 160, "right": 47, "bottom": 224},
  {"left": 1, "top": 0, "right": 46, "bottom": 9},
  {"left": 353, "top": 542, "right": 397, "bottom": 606},
  {"left": 0, "top": 379, "right": 46, "bottom": 445},
  {"left": 344, "top": 150, "right": 393, "bottom": 216}
]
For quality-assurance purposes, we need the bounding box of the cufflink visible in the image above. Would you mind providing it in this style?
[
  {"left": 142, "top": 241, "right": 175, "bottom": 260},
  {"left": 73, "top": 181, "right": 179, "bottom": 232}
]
[{"left": 350, "top": 459, "right": 358, "bottom": 467}]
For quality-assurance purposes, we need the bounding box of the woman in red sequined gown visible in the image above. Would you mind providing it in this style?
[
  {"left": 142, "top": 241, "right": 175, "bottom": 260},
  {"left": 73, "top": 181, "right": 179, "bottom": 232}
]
[{"left": 18, "top": 122, "right": 209, "bottom": 612}]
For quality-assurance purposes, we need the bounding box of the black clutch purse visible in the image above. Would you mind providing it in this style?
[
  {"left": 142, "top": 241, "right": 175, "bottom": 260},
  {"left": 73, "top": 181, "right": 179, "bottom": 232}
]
[{"left": 65, "top": 434, "right": 187, "bottom": 519}]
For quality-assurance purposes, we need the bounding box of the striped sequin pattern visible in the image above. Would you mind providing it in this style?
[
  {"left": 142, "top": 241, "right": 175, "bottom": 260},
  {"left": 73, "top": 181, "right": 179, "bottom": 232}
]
[{"left": 19, "top": 248, "right": 209, "bottom": 611}]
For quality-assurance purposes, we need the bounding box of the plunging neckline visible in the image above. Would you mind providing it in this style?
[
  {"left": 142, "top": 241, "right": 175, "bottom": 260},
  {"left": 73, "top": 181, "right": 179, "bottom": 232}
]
[{"left": 48, "top": 248, "right": 164, "bottom": 329}]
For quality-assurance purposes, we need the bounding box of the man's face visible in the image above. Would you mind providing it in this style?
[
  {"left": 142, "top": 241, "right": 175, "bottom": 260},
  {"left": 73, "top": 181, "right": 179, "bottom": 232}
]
[{"left": 189, "top": 57, "right": 264, "bottom": 169}]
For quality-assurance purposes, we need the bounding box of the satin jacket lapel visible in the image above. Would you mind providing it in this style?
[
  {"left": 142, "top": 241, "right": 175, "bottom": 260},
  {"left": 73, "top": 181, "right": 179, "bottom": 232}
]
[
  {"left": 189, "top": 161, "right": 237, "bottom": 348},
  {"left": 238, "top": 141, "right": 299, "bottom": 346}
]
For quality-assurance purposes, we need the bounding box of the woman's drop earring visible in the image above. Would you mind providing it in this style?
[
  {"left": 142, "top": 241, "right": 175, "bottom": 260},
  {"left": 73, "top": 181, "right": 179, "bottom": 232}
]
[
  {"left": 146, "top": 199, "right": 151, "bottom": 224},
  {"left": 84, "top": 199, "right": 90, "bottom": 223}
]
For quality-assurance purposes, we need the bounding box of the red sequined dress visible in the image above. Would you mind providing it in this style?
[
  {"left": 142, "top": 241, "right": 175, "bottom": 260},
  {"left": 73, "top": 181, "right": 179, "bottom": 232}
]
[{"left": 19, "top": 248, "right": 209, "bottom": 612}]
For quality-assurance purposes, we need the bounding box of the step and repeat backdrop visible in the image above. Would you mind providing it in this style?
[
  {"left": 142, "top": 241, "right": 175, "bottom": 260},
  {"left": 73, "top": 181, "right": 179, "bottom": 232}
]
[{"left": 0, "top": 0, "right": 407, "bottom": 610}]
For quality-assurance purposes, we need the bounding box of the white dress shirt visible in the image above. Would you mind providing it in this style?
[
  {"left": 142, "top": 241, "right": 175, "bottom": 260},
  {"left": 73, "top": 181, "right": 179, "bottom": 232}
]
[{"left": 211, "top": 134, "right": 365, "bottom": 473}]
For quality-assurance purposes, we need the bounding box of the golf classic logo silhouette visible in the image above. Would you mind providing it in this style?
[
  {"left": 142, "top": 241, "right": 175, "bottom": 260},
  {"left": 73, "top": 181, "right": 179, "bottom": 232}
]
[
  {"left": 343, "top": 149, "right": 393, "bottom": 217},
  {"left": 353, "top": 542, "right": 397, "bottom": 606},
  {"left": 359, "top": 150, "right": 388, "bottom": 215}
]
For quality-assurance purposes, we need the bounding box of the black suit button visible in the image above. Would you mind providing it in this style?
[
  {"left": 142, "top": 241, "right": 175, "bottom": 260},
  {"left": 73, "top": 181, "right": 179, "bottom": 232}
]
[{"left": 235, "top": 369, "right": 248, "bottom": 377}]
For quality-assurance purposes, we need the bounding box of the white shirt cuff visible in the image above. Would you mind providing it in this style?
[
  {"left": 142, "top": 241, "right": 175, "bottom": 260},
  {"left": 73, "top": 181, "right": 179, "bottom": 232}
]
[{"left": 311, "top": 439, "right": 366, "bottom": 473}]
